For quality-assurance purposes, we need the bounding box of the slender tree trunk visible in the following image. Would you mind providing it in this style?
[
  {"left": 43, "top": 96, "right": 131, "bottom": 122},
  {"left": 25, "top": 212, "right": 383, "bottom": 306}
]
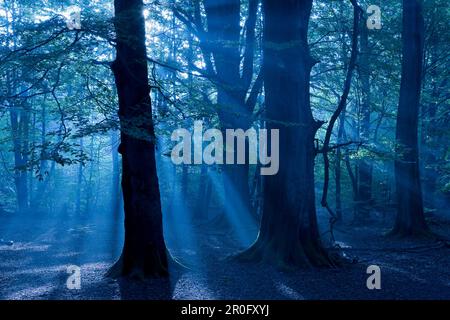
[
  {"left": 239, "top": 0, "right": 334, "bottom": 267},
  {"left": 320, "top": 0, "right": 361, "bottom": 236},
  {"left": 85, "top": 135, "right": 95, "bottom": 215},
  {"left": 392, "top": 0, "right": 428, "bottom": 236},
  {"left": 10, "top": 103, "right": 29, "bottom": 212},
  {"left": 195, "top": 164, "right": 209, "bottom": 218},
  {"left": 335, "top": 111, "right": 345, "bottom": 221},
  {"left": 356, "top": 20, "right": 372, "bottom": 221},
  {"left": 20, "top": 108, "right": 29, "bottom": 211},
  {"left": 33, "top": 101, "right": 48, "bottom": 208},
  {"left": 334, "top": 0, "right": 347, "bottom": 223},
  {"left": 421, "top": 49, "right": 439, "bottom": 209},
  {"left": 75, "top": 138, "right": 83, "bottom": 215},
  {"left": 28, "top": 112, "right": 36, "bottom": 205},
  {"left": 6, "top": 0, "right": 28, "bottom": 213},
  {"left": 108, "top": 0, "right": 168, "bottom": 278}
]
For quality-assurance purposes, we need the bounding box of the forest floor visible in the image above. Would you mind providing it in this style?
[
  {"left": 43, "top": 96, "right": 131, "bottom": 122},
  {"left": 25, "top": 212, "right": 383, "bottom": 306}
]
[{"left": 0, "top": 208, "right": 449, "bottom": 300}]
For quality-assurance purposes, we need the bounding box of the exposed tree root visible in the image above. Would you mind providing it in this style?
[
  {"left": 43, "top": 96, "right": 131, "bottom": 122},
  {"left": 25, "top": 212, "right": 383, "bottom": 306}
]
[
  {"left": 234, "top": 236, "right": 343, "bottom": 270},
  {"left": 106, "top": 250, "right": 169, "bottom": 280}
]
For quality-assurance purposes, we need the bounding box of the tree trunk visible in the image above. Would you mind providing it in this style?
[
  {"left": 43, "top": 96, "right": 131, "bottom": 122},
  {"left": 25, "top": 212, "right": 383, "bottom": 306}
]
[
  {"left": 108, "top": 0, "right": 168, "bottom": 278},
  {"left": 206, "top": 0, "right": 253, "bottom": 219},
  {"left": 194, "top": 0, "right": 261, "bottom": 220},
  {"left": 75, "top": 137, "right": 83, "bottom": 215},
  {"left": 6, "top": 0, "right": 29, "bottom": 213},
  {"left": 111, "top": 130, "right": 121, "bottom": 219},
  {"left": 421, "top": 48, "right": 440, "bottom": 209},
  {"left": 10, "top": 104, "right": 29, "bottom": 212},
  {"left": 239, "top": 0, "right": 334, "bottom": 267},
  {"left": 335, "top": 111, "right": 345, "bottom": 221},
  {"left": 392, "top": 0, "right": 428, "bottom": 236},
  {"left": 195, "top": 164, "right": 210, "bottom": 218},
  {"left": 334, "top": 0, "right": 347, "bottom": 223},
  {"left": 356, "top": 20, "right": 372, "bottom": 221},
  {"left": 320, "top": 0, "right": 361, "bottom": 234},
  {"left": 28, "top": 112, "right": 36, "bottom": 205},
  {"left": 85, "top": 135, "right": 95, "bottom": 215},
  {"left": 33, "top": 101, "right": 48, "bottom": 208}
]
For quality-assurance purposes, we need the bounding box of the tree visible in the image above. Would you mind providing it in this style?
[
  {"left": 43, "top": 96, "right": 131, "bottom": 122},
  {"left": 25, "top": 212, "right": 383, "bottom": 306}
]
[
  {"left": 356, "top": 16, "right": 372, "bottom": 221},
  {"left": 320, "top": 0, "right": 362, "bottom": 236},
  {"left": 108, "top": 0, "right": 168, "bottom": 278},
  {"left": 110, "top": 129, "right": 121, "bottom": 218},
  {"left": 392, "top": 0, "right": 429, "bottom": 236},
  {"left": 239, "top": 0, "right": 335, "bottom": 267},
  {"left": 173, "top": 0, "right": 263, "bottom": 219},
  {"left": 5, "top": 1, "right": 30, "bottom": 212}
]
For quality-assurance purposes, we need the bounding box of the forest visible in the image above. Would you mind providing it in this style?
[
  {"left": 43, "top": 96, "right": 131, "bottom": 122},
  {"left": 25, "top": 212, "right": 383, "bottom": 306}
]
[{"left": 0, "top": 0, "right": 449, "bottom": 300}]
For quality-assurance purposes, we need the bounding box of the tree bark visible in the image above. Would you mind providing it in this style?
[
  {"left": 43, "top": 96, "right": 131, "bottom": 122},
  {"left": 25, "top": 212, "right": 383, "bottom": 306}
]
[
  {"left": 195, "top": 164, "right": 210, "bottom": 218},
  {"left": 111, "top": 130, "right": 121, "bottom": 219},
  {"left": 75, "top": 137, "right": 83, "bottom": 215},
  {"left": 320, "top": 0, "right": 361, "bottom": 231},
  {"left": 392, "top": 0, "right": 429, "bottom": 237},
  {"left": 239, "top": 0, "right": 334, "bottom": 267},
  {"left": 10, "top": 106, "right": 29, "bottom": 212},
  {"left": 421, "top": 47, "right": 440, "bottom": 209},
  {"left": 5, "top": 0, "right": 29, "bottom": 213},
  {"left": 335, "top": 111, "right": 345, "bottom": 221},
  {"left": 108, "top": 0, "right": 168, "bottom": 278},
  {"left": 32, "top": 101, "right": 48, "bottom": 208},
  {"left": 204, "top": 0, "right": 256, "bottom": 219},
  {"left": 356, "top": 19, "right": 372, "bottom": 221},
  {"left": 174, "top": 0, "right": 262, "bottom": 220}
]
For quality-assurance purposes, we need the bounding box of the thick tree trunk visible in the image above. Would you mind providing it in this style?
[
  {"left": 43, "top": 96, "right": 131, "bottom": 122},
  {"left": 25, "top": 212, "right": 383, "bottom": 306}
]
[
  {"left": 108, "top": 0, "right": 168, "bottom": 278},
  {"left": 239, "top": 0, "right": 334, "bottom": 267},
  {"left": 218, "top": 106, "right": 254, "bottom": 221},
  {"left": 392, "top": 0, "right": 429, "bottom": 237},
  {"left": 200, "top": 0, "right": 260, "bottom": 220}
]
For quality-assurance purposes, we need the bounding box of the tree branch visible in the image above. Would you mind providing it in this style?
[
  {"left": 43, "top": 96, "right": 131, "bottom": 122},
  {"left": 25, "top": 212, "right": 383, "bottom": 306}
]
[{"left": 241, "top": 0, "right": 259, "bottom": 91}]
